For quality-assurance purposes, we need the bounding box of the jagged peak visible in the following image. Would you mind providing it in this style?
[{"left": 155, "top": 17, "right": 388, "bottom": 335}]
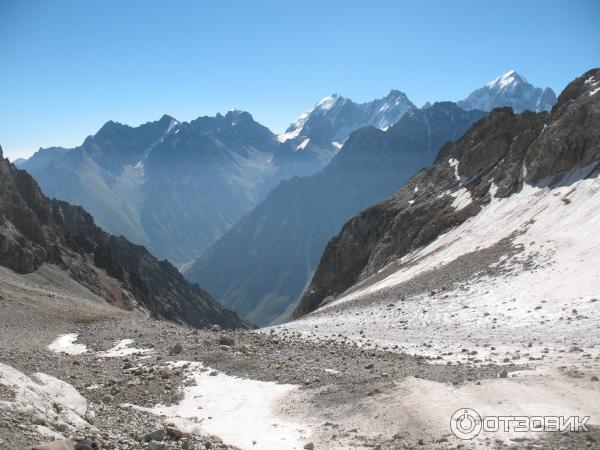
[{"left": 486, "top": 69, "right": 528, "bottom": 89}]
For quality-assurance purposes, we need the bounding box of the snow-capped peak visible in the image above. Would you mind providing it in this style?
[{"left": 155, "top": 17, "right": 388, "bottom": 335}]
[
  {"left": 277, "top": 94, "right": 350, "bottom": 143},
  {"left": 485, "top": 70, "right": 527, "bottom": 89},
  {"left": 459, "top": 70, "right": 557, "bottom": 113},
  {"left": 278, "top": 90, "right": 415, "bottom": 145},
  {"left": 315, "top": 94, "right": 345, "bottom": 111}
]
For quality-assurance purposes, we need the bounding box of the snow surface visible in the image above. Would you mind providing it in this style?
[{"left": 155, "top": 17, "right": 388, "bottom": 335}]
[
  {"left": 48, "top": 334, "right": 152, "bottom": 358},
  {"left": 280, "top": 167, "right": 600, "bottom": 365},
  {"left": 129, "top": 362, "right": 309, "bottom": 450},
  {"left": 450, "top": 187, "right": 472, "bottom": 211},
  {"left": 297, "top": 138, "right": 310, "bottom": 151},
  {"left": 47, "top": 333, "right": 88, "bottom": 355},
  {"left": 278, "top": 91, "right": 413, "bottom": 145},
  {"left": 97, "top": 339, "right": 154, "bottom": 358},
  {"left": 486, "top": 70, "right": 522, "bottom": 89},
  {"left": 0, "top": 363, "right": 90, "bottom": 434}
]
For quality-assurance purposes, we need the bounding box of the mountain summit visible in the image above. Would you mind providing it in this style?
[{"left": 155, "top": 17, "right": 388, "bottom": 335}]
[
  {"left": 278, "top": 90, "right": 416, "bottom": 163},
  {"left": 458, "top": 70, "right": 557, "bottom": 113}
]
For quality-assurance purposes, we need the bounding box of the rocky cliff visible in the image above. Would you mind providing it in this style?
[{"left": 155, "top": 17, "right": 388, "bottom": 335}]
[{"left": 0, "top": 149, "right": 248, "bottom": 329}]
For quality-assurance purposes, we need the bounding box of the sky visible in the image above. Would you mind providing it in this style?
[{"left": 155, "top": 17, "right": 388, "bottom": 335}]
[{"left": 0, "top": 0, "right": 598, "bottom": 160}]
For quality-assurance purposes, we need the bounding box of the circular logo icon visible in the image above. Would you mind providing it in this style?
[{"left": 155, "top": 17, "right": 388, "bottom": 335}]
[{"left": 450, "top": 408, "right": 482, "bottom": 440}]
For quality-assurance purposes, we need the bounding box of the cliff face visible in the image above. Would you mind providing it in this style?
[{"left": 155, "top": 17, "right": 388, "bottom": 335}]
[
  {"left": 294, "top": 68, "right": 600, "bottom": 318},
  {"left": 0, "top": 148, "right": 248, "bottom": 329}
]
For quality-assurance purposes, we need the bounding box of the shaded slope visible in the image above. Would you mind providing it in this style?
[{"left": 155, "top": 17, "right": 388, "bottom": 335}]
[{"left": 188, "top": 103, "right": 485, "bottom": 326}]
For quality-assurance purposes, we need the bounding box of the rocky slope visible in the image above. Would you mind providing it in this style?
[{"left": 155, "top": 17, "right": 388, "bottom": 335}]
[
  {"left": 188, "top": 103, "right": 484, "bottom": 326},
  {"left": 0, "top": 146, "right": 247, "bottom": 329},
  {"left": 294, "top": 68, "right": 600, "bottom": 318},
  {"left": 458, "top": 70, "right": 557, "bottom": 113}
]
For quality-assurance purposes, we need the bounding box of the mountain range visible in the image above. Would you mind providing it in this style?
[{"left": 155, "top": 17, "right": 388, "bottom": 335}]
[
  {"left": 186, "top": 102, "right": 485, "bottom": 325},
  {"left": 15, "top": 70, "right": 559, "bottom": 325}
]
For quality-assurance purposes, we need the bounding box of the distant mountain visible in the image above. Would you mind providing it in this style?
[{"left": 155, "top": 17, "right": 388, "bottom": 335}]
[
  {"left": 21, "top": 112, "right": 320, "bottom": 265},
  {"left": 0, "top": 146, "right": 248, "bottom": 329},
  {"left": 277, "top": 90, "right": 416, "bottom": 164},
  {"left": 187, "top": 102, "right": 485, "bottom": 326},
  {"left": 458, "top": 70, "right": 557, "bottom": 113},
  {"left": 17, "top": 147, "right": 71, "bottom": 172},
  {"left": 294, "top": 68, "right": 599, "bottom": 319}
]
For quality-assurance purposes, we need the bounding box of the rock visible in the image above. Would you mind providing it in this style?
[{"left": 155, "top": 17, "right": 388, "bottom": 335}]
[
  {"left": 149, "top": 443, "right": 167, "bottom": 450},
  {"left": 592, "top": 376, "right": 599, "bottom": 382},
  {"left": 159, "top": 368, "right": 171, "bottom": 379},
  {"left": 166, "top": 426, "right": 191, "bottom": 440},
  {"left": 74, "top": 440, "right": 96, "bottom": 450},
  {"left": 238, "top": 344, "right": 251, "bottom": 354},
  {"left": 499, "top": 369, "right": 509, "bottom": 378},
  {"left": 169, "top": 342, "right": 184, "bottom": 354},
  {"left": 209, "top": 370, "right": 219, "bottom": 376},
  {"left": 364, "top": 363, "right": 374, "bottom": 370},
  {"left": 218, "top": 335, "right": 236, "bottom": 346},
  {"left": 143, "top": 429, "right": 166, "bottom": 442},
  {"left": 31, "top": 414, "right": 47, "bottom": 426},
  {"left": 304, "top": 443, "right": 315, "bottom": 450},
  {"left": 23, "top": 439, "right": 76, "bottom": 450}
]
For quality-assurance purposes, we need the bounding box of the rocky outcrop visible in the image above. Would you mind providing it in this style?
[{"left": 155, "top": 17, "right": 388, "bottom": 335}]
[
  {"left": 294, "top": 68, "right": 600, "bottom": 318},
  {"left": 0, "top": 147, "right": 248, "bottom": 329}
]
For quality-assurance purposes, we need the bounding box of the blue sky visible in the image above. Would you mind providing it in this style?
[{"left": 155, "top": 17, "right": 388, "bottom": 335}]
[{"left": 1, "top": 0, "right": 598, "bottom": 160}]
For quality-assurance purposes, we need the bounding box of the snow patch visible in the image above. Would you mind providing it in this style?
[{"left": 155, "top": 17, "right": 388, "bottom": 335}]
[
  {"left": 0, "top": 363, "right": 91, "bottom": 432},
  {"left": 97, "top": 339, "right": 154, "bottom": 358},
  {"left": 450, "top": 187, "right": 472, "bottom": 211},
  {"left": 128, "top": 362, "right": 309, "bottom": 450},
  {"left": 297, "top": 138, "right": 310, "bottom": 151},
  {"left": 331, "top": 170, "right": 600, "bottom": 307},
  {"left": 48, "top": 334, "right": 88, "bottom": 355},
  {"left": 448, "top": 158, "right": 460, "bottom": 181}
]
